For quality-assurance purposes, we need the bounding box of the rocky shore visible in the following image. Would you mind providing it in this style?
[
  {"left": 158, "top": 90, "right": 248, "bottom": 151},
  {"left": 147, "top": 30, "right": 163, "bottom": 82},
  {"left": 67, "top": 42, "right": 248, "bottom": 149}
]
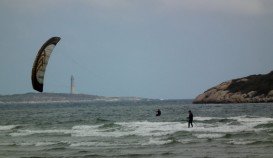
[{"left": 193, "top": 71, "right": 273, "bottom": 104}]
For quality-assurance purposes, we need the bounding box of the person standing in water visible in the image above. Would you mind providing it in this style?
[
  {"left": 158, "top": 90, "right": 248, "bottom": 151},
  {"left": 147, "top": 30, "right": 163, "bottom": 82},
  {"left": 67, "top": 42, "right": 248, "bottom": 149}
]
[
  {"left": 156, "top": 109, "right": 161, "bottom": 116},
  {"left": 188, "top": 110, "right": 193, "bottom": 128}
]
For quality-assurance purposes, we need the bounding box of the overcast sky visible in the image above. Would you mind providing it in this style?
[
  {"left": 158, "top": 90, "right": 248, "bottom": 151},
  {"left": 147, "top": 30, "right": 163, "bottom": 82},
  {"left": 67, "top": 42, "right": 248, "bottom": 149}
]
[{"left": 1, "top": 0, "right": 273, "bottom": 99}]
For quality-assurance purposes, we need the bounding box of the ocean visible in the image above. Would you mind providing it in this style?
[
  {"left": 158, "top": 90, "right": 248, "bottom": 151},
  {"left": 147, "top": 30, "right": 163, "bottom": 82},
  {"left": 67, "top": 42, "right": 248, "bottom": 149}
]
[{"left": 0, "top": 100, "right": 273, "bottom": 158}]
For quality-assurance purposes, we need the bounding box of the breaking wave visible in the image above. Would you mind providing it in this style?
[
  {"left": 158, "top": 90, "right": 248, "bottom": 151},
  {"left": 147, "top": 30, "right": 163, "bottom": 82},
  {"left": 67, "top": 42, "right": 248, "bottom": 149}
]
[
  {"left": 10, "top": 129, "right": 71, "bottom": 137},
  {"left": 0, "top": 125, "right": 21, "bottom": 131},
  {"left": 8, "top": 116, "right": 273, "bottom": 139}
]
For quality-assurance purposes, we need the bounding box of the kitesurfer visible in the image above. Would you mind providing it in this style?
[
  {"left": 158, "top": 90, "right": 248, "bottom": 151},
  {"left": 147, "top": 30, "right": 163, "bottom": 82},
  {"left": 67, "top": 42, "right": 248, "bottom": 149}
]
[
  {"left": 156, "top": 109, "right": 161, "bottom": 116},
  {"left": 188, "top": 110, "right": 193, "bottom": 128}
]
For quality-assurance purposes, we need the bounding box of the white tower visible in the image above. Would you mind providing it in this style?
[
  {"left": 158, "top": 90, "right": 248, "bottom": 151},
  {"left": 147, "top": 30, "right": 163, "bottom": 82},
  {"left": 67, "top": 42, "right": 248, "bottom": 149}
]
[{"left": 70, "top": 75, "right": 75, "bottom": 94}]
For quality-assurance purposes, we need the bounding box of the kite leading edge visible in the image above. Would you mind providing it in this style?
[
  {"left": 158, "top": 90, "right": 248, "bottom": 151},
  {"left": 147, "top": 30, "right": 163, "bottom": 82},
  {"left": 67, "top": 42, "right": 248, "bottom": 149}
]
[{"left": 31, "top": 37, "right": 61, "bottom": 92}]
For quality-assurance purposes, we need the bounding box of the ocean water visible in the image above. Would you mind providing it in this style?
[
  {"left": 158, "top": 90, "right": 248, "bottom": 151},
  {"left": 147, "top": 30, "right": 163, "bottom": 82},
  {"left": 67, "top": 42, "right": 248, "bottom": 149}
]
[{"left": 0, "top": 100, "right": 273, "bottom": 158}]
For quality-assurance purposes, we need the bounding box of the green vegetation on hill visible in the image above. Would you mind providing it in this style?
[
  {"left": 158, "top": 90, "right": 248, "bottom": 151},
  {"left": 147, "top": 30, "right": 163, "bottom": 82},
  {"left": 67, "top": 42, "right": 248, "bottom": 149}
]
[{"left": 228, "top": 71, "right": 273, "bottom": 96}]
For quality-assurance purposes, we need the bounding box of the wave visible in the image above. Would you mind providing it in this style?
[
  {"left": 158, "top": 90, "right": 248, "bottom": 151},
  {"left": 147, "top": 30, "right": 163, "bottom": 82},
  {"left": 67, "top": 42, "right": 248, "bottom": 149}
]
[
  {"left": 192, "top": 116, "right": 273, "bottom": 132},
  {"left": 141, "top": 138, "right": 173, "bottom": 146},
  {"left": 0, "top": 141, "right": 67, "bottom": 147},
  {"left": 10, "top": 129, "right": 71, "bottom": 137},
  {"left": 230, "top": 116, "right": 273, "bottom": 124},
  {"left": 98, "top": 122, "right": 121, "bottom": 129},
  {"left": 71, "top": 121, "right": 185, "bottom": 137},
  {"left": 194, "top": 133, "right": 225, "bottom": 139},
  {"left": 227, "top": 140, "right": 256, "bottom": 145},
  {"left": 195, "top": 116, "right": 273, "bottom": 123},
  {"left": 70, "top": 142, "right": 113, "bottom": 147},
  {"left": 8, "top": 116, "right": 273, "bottom": 141},
  {"left": 227, "top": 139, "right": 273, "bottom": 145},
  {"left": 95, "top": 118, "right": 110, "bottom": 124},
  {"left": 249, "top": 140, "right": 273, "bottom": 145},
  {"left": 70, "top": 118, "right": 264, "bottom": 138},
  {"left": 254, "top": 122, "right": 273, "bottom": 128},
  {"left": 0, "top": 125, "right": 20, "bottom": 131},
  {"left": 81, "top": 153, "right": 156, "bottom": 158},
  {"left": 3, "top": 117, "right": 273, "bottom": 151},
  {"left": 0, "top": 142, "right": 16, "bottom": 146},
  {"left": 177, "top": 139, "right": 198, "bottom": 144},
  {"left": 35, "top": 142, "right": 59, "bottom": 146},
  {"left": 71, "top": 138, "right": 174, "bottom": 147}
]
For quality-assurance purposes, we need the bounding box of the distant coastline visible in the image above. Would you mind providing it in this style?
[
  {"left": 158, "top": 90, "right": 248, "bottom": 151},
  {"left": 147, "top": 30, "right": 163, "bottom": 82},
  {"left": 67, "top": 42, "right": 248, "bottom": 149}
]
[{"left": 0, "top": 93, "right": 151, "bottom": 104}]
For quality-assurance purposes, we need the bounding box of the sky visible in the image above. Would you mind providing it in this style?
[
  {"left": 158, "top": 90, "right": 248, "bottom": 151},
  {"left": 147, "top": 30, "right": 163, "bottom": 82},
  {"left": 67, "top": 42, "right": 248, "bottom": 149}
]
[{"left": 0, "top": 0, "right": 273, "bottom": 99}]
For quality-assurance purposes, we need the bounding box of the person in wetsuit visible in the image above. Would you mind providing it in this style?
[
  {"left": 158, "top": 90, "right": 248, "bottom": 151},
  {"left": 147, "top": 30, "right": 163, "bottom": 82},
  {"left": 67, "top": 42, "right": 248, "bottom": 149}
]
[
  {"left": 156, "top": 109, "right": 161, "bottom": 116},
  {"left": 188, "top": 110, "right": 193, "bottom": 128}
]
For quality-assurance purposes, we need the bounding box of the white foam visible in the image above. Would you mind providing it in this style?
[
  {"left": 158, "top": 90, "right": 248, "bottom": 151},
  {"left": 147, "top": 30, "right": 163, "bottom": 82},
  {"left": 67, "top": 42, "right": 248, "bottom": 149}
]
[
  {"left": 72, "top": 124, "right": 126, "bottom": 137},
  {"left": 8, "top": 116, "right": 273, "bottom": 141},
  {"left": 72, "top": 121, "right": 185, "bottom": 137},
  {"left": 231, "top": 116, "right": 273, "bottom": 125},
  {"left": 70, "top": 142, "right": 112, "bottom": 147},
  {"left": 227, "top": 140, "right": 255, "bottom": 145},
  {"left": 0, "top": 125, "right": 18, "bottom": 131},
  {"left": 72, "top": 125, "right": 102, "bottom": 130},
  {"left": 194, "top": 133, "right": 225, "bottom": 139},
  {"left": 71, "top": 117, "right": 273, "bottom": 138},
  {"left": 19, "top": 142, "right": 34, "bottom": 146},
  {"left": 177, "top": 139, "right": 195, "bottom": 144},
  {"left": 142, "top": 138, "right": 172, "bottom": 146},
  {"left": 116, "top": 121, "right": 183, "bottom": 137},
  {"left": 10, "top": 129, "right": 71, "bottom": 137},
  {"left": 194, "top": 117, "right": 222, "bottom": 121},
  {"left": 195, "top": 116, "right": 273, "bottom": 124},
  {"left": 185, "top": 116, "right": 273, "bottom": 134},
  {"left": 35, "top": 142, "right": 57, "bottom": 146},
  {"left": 15, "top": 142, "right": 58, "bottom": 146}
]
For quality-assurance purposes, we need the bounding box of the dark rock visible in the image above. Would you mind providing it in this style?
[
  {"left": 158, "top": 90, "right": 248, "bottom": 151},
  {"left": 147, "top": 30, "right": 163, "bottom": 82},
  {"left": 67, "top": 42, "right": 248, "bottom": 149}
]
[{"left": 193, "top": 71, "right": 273, "bottom": 104}]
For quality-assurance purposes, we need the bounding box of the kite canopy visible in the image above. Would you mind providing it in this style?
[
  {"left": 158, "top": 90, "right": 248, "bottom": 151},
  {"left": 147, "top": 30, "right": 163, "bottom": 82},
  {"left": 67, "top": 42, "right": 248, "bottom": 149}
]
[{"left": 31, "top": 37, "right": 61, "bottom": 92}]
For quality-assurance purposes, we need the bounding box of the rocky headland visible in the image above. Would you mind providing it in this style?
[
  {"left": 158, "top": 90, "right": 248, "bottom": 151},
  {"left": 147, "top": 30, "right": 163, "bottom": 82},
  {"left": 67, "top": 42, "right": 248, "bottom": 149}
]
[{"left": 193, "top": 71, "right": 273, "bottom": 104}]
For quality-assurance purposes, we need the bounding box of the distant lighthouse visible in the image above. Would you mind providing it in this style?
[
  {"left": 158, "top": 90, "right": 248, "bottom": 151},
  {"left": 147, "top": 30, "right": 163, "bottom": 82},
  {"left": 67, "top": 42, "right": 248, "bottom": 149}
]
[{"left": 70, "top": 75, "right": 75, "bottom": 94}]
